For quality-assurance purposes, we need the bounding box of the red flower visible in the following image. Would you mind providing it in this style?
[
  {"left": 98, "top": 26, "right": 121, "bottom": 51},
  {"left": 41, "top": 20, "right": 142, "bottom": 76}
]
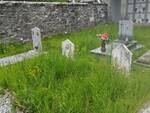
[
  {"left": 101, "top": 33, "right": 109, "bottom": 40},
  {"left": 96, "top": 33, "right": 109, "bottom": 40}
]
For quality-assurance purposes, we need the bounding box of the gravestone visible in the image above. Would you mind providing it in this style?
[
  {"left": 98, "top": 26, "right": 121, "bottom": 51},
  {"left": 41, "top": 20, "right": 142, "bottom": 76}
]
[
  {"left": 31, "top": 27, "right": 42, "bottom": 52},
  {"left": 114, "top": 20, "right": 143, "bottom": 51},
  {"left": 62, "top": 39, "right": 74, "bottom": 59},
  {"left": 119, "top": 20, "right": 133, "bottom": 42},
  {"left": 112, "top": 44, "right": 132, "bottom": 75},
  {"left": 135, "top": 50, "right": 150, "bottom": 67}
]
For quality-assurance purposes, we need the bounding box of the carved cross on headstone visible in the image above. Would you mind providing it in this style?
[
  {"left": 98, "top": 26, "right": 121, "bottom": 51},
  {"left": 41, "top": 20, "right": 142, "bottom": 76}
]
[
  {"left": 112, "top": 44, "right": 132, "bottom": 75},
  {"left": 31, "top": 27, "right": 42, "bottom": 52},
  {"left": 119, "top": 20, "right": 133, "bottom": 42},
  {"left": 62, "top": 39, "right": 75, "bottom": 59}
]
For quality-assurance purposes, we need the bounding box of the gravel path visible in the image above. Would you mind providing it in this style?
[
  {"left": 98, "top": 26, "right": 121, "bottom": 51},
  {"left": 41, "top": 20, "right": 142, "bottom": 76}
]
[
  {"left": 138, "top": 101, "right": 150, "bottom": 113},
  {"left": 0, "top": 92, "right": 12, "bottom": 113}
]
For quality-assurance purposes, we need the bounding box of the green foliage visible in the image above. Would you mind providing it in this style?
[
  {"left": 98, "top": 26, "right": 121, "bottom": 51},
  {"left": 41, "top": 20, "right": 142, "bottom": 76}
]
[{"left": 0, "top": 23, "right": 150, "bottom": 113}]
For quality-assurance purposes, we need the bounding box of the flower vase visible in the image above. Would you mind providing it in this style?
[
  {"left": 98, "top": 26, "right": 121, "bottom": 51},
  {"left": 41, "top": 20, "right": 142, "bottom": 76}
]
[{"left": 101, "top": 42, "right": 106, "bottom": 52}]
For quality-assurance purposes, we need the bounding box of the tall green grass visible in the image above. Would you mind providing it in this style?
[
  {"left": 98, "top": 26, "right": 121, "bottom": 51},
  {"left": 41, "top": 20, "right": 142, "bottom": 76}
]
[{"left": 0, "top": 23, "right": 150, "bottom": 113}]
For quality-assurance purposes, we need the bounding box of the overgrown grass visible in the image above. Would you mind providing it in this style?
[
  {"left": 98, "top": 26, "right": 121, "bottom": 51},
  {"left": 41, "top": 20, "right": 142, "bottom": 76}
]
[{"left": 0, "top": 23, "right": 150, "bottom": 113}]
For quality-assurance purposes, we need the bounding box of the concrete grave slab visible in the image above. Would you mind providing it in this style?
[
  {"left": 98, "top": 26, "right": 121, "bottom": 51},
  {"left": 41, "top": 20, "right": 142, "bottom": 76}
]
[
  {"left": 135, "top": 50, "right": 150, "bottom": 67},
  {"left": 90, "top": 44, "right": 112, "bottom": 56},
  {"left": 0, "top": 50, "right": 39, "bottom": 67}
]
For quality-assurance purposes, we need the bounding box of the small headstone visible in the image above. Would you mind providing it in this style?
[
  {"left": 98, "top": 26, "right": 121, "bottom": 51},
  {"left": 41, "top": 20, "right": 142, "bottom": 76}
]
[
  {"left": 119, "top": 20, "right": 133, "bottom": 42},
  {"left": 62, "top": 39, "right": 74, "bottom": 59},
  {"left": 31, "top": 27, "right": 42, "bottom": 52},
  {"left": 112, "top": 44, "right": 132, "bottom": 75},
  {"left": 135, "top": 50, "right": 150, "bottom": 67}
]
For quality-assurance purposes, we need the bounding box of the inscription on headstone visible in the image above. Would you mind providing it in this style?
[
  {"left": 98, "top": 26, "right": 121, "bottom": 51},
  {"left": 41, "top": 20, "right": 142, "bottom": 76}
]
[
  {"left": 62, "top": 39, "right": 74, "bottom": 59},
  {"left": 31, "top": 27, "right": 42, "bottom": 52},
  {"left": 112, "top": 44, "right": 132, "bottom": 75}
]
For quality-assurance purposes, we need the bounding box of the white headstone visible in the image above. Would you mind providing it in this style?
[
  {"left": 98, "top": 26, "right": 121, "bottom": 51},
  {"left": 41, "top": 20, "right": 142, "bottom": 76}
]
[
  {"left": 31, "top": 27, "right": 42, "bottom": 52},
  {"left": 112, "top": 44, "right": 132, "bottom": 75},
  {"left": 119, "top": 20, "right": 133, "bottom": 42},
  {"left": 62, "top": 39, "right": 75, "bottom": 59}
]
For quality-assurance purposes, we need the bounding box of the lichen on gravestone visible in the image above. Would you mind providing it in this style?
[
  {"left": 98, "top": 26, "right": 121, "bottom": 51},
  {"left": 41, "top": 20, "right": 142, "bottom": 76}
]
[{"left": 112, "top": 43, "right": 132, "bottom": 76}]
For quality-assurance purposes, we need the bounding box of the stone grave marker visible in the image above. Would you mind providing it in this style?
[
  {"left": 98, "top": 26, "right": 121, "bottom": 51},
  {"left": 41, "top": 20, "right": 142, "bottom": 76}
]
[
  {"left": 114, "top": 20, "right": 143, "bottom": 51},
  {"left": 112, "top": 43, "right": 132, "bottom": 75},
  {"left": 62, "top": 39, "right": 74, "bottom": 59},
  {"left": 31, "top": 27, "right": 42, "bottom": 52},
  {"left": 135, "top": 50, "right": 150, "bottom": 67},
  {"left": 119, "top": 20, "right": 133, "bottom": 42}
]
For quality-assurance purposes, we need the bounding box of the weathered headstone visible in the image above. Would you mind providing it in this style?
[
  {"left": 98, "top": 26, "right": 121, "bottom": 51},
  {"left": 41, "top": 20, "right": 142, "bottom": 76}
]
[
  {"left": 113, "top": 20, "right": 143, "bottom": 51},
  {"left": 31, "top": 27, "right": 42, "bottom": 52},
  {"left": 62, "top": 39, "right": 74, "bottom": 59},
  {"left": 119, "top": 20, "right": 133, "bottom": 42},
  {"left": 112, "top": 44, "right": 132, "bottom": 75},
  {"left": 135, "top": 50, "right": 150, "bottom": 67}
]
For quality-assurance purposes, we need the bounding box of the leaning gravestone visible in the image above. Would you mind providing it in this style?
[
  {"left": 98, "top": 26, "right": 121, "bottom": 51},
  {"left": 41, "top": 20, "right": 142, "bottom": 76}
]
[
  {"left": 113, "top": 20, "right": 143, "bottom": 51},
  {"left": 112, "top": 44, "right": 132, "bottom": 75},
  {"left": 135, "top": 50, "right": 150, "bottom": 67},
  {"left": 31, "top": 27, "right": 42, "bottom": 52},
  {"left": 62, "top": 39, "right": 74, "bottom": 59}
]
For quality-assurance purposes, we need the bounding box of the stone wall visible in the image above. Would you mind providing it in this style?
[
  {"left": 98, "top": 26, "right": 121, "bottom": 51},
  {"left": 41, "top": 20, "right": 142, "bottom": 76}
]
[{"left": 0, "top": 1, "right": 107, "bottom": 40}]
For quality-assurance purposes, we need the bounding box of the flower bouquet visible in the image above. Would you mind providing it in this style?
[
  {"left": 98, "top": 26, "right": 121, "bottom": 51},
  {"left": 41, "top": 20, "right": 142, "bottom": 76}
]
[{"left": 96, "top": 33, "right": 111, "bottom": 52}]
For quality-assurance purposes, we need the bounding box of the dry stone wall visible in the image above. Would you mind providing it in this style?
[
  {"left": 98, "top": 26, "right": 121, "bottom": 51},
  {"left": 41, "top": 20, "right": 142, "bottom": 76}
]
[{"left": 0, "top": 1, "right": 107, "bottom": 40}]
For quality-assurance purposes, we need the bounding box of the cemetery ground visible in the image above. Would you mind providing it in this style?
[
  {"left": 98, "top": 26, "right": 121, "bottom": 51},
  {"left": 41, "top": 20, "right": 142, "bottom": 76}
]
[{"left": 0, "top": 23, "right": 150, "bottom": 113}]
